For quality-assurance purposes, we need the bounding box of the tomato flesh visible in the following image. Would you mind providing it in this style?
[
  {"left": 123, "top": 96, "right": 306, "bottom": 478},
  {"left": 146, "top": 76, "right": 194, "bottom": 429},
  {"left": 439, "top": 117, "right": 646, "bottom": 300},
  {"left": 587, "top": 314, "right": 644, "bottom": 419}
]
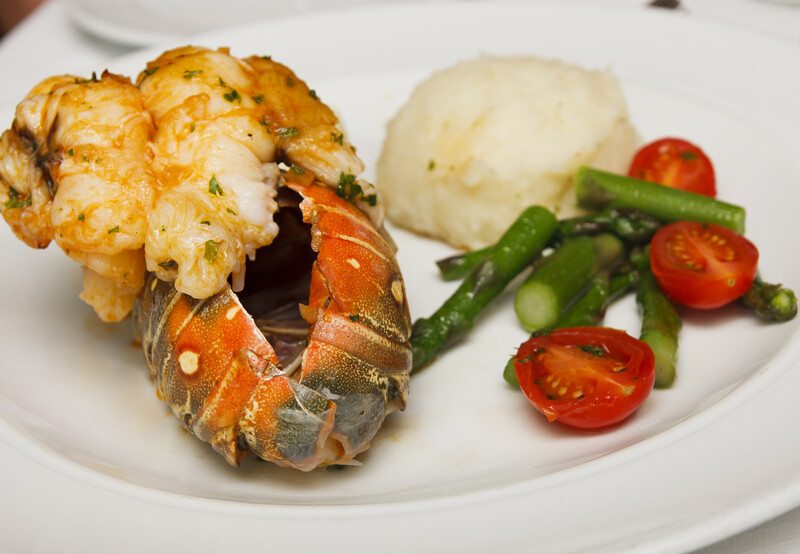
[
  {"left": 514, "top": 327, "right": 655, "bottom": 429},
  {"left": 650, "top": 221, "right": 758, "bottom": 309},
  {"left": 628, "top": 137, "right": 716, "bottom": 197}
]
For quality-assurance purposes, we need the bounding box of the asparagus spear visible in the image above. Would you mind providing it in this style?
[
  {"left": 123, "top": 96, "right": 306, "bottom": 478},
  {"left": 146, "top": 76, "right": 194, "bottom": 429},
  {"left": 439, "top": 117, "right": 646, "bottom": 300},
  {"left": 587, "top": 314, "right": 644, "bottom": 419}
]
[
  {"left": 436, "top": 208, "right": 661, "bottom": 281},
  {"left": 411, "top": 206, "right": 558, "bottom": 371},
  {"left": 514, "top": 234, "right": 625, "bottom": 333},
  {"left": 633, "top": 248, "right": 682, "bottom": 388},
  {"left": 575, "top": 167, "right": 746, "bottom": 233},
  {"left": 556, "top": 208, "right": 662, "bottom": 245},
  {"left": 436, "top": 246, "right": 493, "bottom": 282},
  {"left": 741, "top": 277, "right": 797, "bottom": 322},
  {"left": 503, "top": 264, "right": 640, "bottom": 388}
]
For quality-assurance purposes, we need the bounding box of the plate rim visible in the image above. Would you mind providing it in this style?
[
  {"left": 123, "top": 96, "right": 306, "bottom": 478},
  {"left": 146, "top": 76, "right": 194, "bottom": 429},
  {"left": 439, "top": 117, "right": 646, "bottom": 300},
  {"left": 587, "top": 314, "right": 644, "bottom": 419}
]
[{"left": 1, "top": 1, "right": 799, "bottom": 551}]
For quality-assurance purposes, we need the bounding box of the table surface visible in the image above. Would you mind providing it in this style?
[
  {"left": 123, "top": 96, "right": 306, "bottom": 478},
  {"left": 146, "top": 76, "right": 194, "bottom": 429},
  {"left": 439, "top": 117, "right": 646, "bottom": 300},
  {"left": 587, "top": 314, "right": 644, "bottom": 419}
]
[{"left": 0, "top": 0, "right": 799, "bottom": 552}]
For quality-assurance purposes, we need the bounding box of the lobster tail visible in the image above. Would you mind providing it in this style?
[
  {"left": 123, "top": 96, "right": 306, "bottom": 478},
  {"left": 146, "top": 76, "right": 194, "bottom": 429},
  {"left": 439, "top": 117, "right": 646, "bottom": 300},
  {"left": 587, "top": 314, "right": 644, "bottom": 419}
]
[{"left": 135, "top": 181, "right": 412, "bottom": 470}]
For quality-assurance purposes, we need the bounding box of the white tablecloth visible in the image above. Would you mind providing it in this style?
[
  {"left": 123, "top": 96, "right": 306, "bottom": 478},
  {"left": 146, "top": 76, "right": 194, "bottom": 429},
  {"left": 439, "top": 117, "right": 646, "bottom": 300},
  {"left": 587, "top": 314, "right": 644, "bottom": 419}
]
[{"left": 0, "top": 1, "right": 798, "bottom": 552}]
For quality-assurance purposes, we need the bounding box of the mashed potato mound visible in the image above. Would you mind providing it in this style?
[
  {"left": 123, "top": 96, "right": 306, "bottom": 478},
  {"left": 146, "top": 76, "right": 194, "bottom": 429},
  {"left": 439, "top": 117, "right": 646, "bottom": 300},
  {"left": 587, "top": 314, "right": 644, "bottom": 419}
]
[{"left": 376, "top": 55, "right": 639, "bottom": 249}]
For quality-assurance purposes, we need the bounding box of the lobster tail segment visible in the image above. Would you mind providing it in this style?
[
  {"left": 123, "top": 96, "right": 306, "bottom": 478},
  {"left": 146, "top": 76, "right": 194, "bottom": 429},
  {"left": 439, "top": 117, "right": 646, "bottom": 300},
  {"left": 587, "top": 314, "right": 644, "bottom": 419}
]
[
  {"left": 134, "top": 181, "right": 412, "bottom": 470},
  {"left": 289, "top": 182, "right": 412, "bottom": 459}
]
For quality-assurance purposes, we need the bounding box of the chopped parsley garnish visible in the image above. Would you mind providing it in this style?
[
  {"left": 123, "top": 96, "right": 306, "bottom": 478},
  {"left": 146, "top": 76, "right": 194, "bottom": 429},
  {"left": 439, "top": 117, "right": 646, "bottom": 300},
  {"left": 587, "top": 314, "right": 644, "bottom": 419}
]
[
  {"left": 158, "top": 260, "right": 178, "bottom": 270},
  {"left": 200, "top": 220, "right": 210, "bottom": 225},
  {"left": 335, "top": 173, "right": 378, "bottom": 206},
  {"left": 580, "top": 344, "right": 606, "bottom": 357},
  {"left": 107, "top": 225, "right": 120, "bottom": 234},
  {"left": 67, "top": 148, "right": 74, "bottom": 156},
  {"left": 277, "top": 127, "right": 299, "bottom": 138},
  {"left": 261, "top": 55, "right": 272, "bottom": 60},
  {"left": 204, "top": 240, "right": 218, "bottom": 263},
  {"left": 91, "top": 72, "right": 98, "bottom": 82},
  {"left": 309, "top": 89, "right": 318, "bottom": 100},
  {"left": 290, "top": 165, "right": 305, "bottom": 175},
  {"left": 226, "top": 207, "right": 238, "bottom": 215},
  {"left": 348, "top": 314, "right": 361, "bottom": 322},
  {"left": 251, "top": 94, "right": 264, "bottom": 104},
  {"left": 680, "top": 151, "right": 698, "bottom": 161},
  {"left": 183, "top": 69, "right": 202, "bottom": 79},
  {"left": 336, "top": 173, "right": 361, "bottom": 201},
  {"left": 331, "top": 132, "right": 343, "bottom": 145},
  {"left": 4, "top": 187, "right": 31, "bottom": 209},
  {"left": 223, "top": 89, "right": 240, "bottom": 103},
  {"left": 77, "top": 213, "right": 85, "bottom": 221},
  {"left": 143, "top": 66, "right": 159, "bottom": 76},
  {"left": 208, "top": 175, "right": 224, "bottom": 196}
]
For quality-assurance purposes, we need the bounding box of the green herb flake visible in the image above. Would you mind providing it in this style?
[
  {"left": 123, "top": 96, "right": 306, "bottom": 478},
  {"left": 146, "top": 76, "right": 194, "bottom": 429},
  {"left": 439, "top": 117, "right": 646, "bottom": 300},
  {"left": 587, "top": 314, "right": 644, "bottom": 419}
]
[
  {"left": 251, "top": 94, "right": 264, "bottom": 104},
  {"left": 67, "top": 148, "right": 74, "bottom": 157},
  {"left": 226, "top": 207, "right": 238, "bottom": 216},
  {"left": 363, "top": 194, "right": 378, "bottom": 207},
  {"left": 183, "top": 69, "right": 203, "bottom": 79},
  {"left": 218, "top": 77, "right": 227, "bottom": 87},
  {"left": 336, "top": 172, "right": 363, "bottom": 202},
  {"left": 331, "top": 132, "right": 343, "bottom": 145},
  {"left": 580, "top": 344, "right": 606, "bottom": 357},
  {"left": 348, "top": 314, "right": 361, "bottom": 322},
  {"left": 4, "top": 187, "right": 31, "bottom": 209},
  {"left": 223, "top": 89, "right": 241, "bottom": 103},
  {"left": 208, "top": 175, "right": 224, "bottom": 196},
  {"left": 77, "top": 213, "right": 85, "bottom": 221},
  {"left": 290, "top": 165, "right": 305, "bottom": 175},
  {"left": 261, "top": 55, "right": 272, "bottom": 60},
  {"left": 91, "top": 71, "right": 98, "bottom": 82},
  {"left": 277, "top": 127, "right": 299, "bottom": 138},
  {"left": 158, "top": 260, "right": 178, "bottom": 270},
  {"left": 309, "top": 89, "right": 318, "bottom": 100},
  {"left": 286, "top": 76, "right": 295, "bottom": 87},
  {"left": 428, "top": 159, "right": 436, "bottom": 171},
  {"left": 680, "top": 151, "right": 698, "bottom": 161},
  {"left": 200, "top": 220, "right": 210, "bottom": 225},
  {"left": 107, "top": 225, "right": 120, "bottom": 234},
  {"left": 204, "top": 239, "right": 218, "bottom": 263},
  {"left": 143, "top": 66, "right": 159, "bottom": 76}
]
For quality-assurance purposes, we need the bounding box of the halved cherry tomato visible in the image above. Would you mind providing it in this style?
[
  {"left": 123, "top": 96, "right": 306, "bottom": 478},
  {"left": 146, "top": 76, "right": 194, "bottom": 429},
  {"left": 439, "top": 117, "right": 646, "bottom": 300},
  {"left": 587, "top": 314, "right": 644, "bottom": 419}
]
[
  {"left": 628, "top": 138, "right": 716, "bottom": 197},
  {"left": 650, "top": 221, "right": 758, "bottom": 309},
  {"left": 514, "top": 327, "right": 655, "bottom": 429}
]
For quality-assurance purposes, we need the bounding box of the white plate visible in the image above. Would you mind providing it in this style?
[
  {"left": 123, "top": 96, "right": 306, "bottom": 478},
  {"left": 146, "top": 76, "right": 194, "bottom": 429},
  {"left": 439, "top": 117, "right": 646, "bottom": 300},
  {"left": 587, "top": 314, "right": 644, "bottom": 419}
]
[
  {"left": 1, "top": 1, "right": 799, "bottom": 551},
  {"left": 64, "top": 0, "right": 410, "bottom": 47}
]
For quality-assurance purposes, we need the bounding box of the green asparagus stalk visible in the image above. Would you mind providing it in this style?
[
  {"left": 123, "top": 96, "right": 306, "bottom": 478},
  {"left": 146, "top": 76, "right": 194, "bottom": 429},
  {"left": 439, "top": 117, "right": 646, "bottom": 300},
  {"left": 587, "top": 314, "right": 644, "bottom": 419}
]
[
  {"left": 436, "top": 208, "right": 661, "bottom": 281},
  {"left": 556, "top": 208, "right": 662, "bottom": 244},
  {"left": 503, "top": 263, "right": 640, "bottom": 388},
  {"left": 411, "top": 206, "right": 558, "bottom": 371},
  {"left": 741, "top": 276, "right": 797, "bottom": 322},
  {"left": 575, "top": 167, "right": 746, "bottom": 233},
  {"left": 436, "top": 246, "right": 493, "bottom": 282},
  {"left": 633, "top": 248, "right": 682, "bottom": 388},
  {"left": 514, "top": 234, "right": 625, "bottom": 333},
  {"left": 556, "top": 265, "right": 641, "bottom": 328}
]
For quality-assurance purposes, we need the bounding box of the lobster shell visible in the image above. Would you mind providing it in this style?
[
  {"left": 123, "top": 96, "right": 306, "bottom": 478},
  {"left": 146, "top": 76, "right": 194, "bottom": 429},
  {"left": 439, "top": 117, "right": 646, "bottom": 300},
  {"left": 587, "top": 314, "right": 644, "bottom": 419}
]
[{"left": 134, "top": 181, "right": 411, "bottom": 470}]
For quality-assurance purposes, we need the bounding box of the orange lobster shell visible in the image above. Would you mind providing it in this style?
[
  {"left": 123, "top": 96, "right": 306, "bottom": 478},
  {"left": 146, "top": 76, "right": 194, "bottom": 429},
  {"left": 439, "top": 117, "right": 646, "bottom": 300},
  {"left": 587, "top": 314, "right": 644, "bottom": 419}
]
[{"left": 134, "top": 181, "right": 411, "bottom": 470}]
